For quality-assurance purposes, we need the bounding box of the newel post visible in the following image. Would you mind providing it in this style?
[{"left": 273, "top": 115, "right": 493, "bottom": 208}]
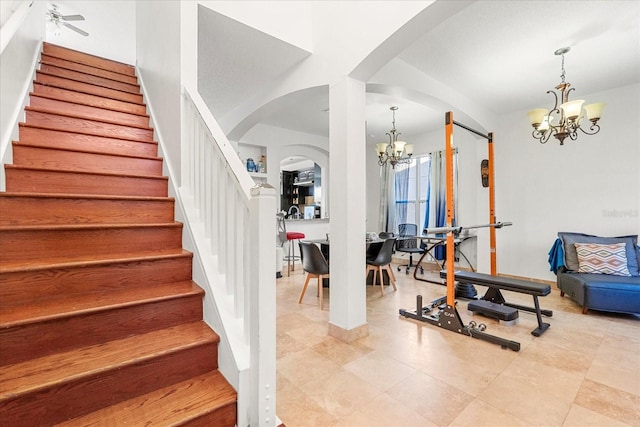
[{"left": 248, "top": 182, "right": 277, "bottom": 426}]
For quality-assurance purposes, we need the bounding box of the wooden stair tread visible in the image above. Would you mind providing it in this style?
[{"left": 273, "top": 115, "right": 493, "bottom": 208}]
[
  {"left": 0, "top": 192, "right": 173, "bottom": 202},
  {"left": 40, "top": 54, "right": 139, "bottom": 86},
  {"left": 0, "top": 249, "right": 193, "bottom": 274},
  {"left": 25, "top": 101, "right": 151, "bottom": 130},
  {"left": 43, "top": 42, "right": 136, "bottom": 76},
  {"left": 28, "top": 94, "right": 150, "bottom": 128},
  {"left": 24, "top": 109, "right": 153, "bottom": 142},
  {"left": 35, "top": 71, "right": 144, "bottom": 105},
  {"left": 17, "top": 124, "right": 159, "bottom": 159},
  {"left": 25, "top": 106, "right": 154, "bottom": 131},
  {"left": 0, "top": 249, "right": 188, "bottom": 273},
  {"left": 0, "top": 221, "right": 181, "bottom": 231},
  {"left": 12, "top": 144, "right": 163, "bottom": 177},
  {"left": 0, "top": 322, "right": 219, "bottom": 398},
  {"left": 0, "top": 281, "right": 202, "bottom": 326},
  {"left": 30, "top": 89, "right": 148, "bottom": 117},
  {"left": 4, "top": 164, "right": 168, "bottom": 180},
  {"left": 56, "top": 371, "right": 236, "bottom": 427},
  {"left": 0, "top": 193, "right": 175, "bottom": 226},
  {"left": 39, "top": 63, "right": 141, "bottom": 94},
  {"left": 32, "top": 83, "right": 147, "bottom": 116},
  {"left": 13, "top": 141, "right": 163, "bottom": 162}
]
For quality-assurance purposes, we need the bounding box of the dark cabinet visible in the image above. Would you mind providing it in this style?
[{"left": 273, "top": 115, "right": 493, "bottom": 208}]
[
  {"left": 281, "top": 169, "right": 315, "bottom": 213},
  {"left": 281, "top": 171, "right": 295, "bottom": 210}
]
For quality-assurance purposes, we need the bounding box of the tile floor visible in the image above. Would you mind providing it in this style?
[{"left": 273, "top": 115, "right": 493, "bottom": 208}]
[{"left": 275, "top": 263, "right": 640, "bottom": 427}]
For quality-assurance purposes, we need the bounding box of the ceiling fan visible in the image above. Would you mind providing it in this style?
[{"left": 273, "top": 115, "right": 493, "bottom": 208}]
[{"left": 46, "top": 3, "right": 88, "bottom": 37}]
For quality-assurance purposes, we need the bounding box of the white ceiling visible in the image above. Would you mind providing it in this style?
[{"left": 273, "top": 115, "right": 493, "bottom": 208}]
[
  {"left": 398, "top": 0, "right": 640, "bottom": 115},
  {"left": 197, "top": 0, "right": 639, "bottom": 143},
  {"left": 44, "top": 1, "right": 640, "bottom": 144}
]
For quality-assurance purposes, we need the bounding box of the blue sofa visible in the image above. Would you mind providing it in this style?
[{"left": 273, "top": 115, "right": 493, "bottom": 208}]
[{"left": 549, "top": 232, "right": 640, "bottom": 315}]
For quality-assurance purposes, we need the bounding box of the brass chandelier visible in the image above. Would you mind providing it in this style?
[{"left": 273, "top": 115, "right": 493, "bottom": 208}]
[
  {"left": 527, "top": 47, "right": 606, "bottom": 145},
  {"left": 376, "top": 106, "right": 414, "bottom": 168}
]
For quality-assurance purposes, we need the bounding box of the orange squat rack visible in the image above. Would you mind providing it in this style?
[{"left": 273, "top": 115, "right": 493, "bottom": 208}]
[{"left": 399, "top": 111, "right": 521, "bottom": 352}]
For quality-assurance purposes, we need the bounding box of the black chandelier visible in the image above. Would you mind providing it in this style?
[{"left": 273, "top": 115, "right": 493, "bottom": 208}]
[
  {"left": 376, "top": 106, "right": 414, "bottom": 168},
  {"left": 527, "top": 47, "right": 605, "bottom": 145}
]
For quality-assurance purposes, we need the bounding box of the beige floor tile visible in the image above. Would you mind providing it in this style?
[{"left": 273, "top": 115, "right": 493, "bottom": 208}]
[
  {"left": 574, "top": 378, "right": 640, "bottom": 426},
  {"left": 588, "top": 327, "right": 640, "bottom": 396},
  {"left": 276, "top": 384, "right": 339, "bottom": 427},
  {"left": 337, "top": 392, "right": 437, "bottom": 427},
  {"left": 353, "top": 324, "right": 420, "bottom": 355},
  {"left": 387, "top": 370, "right": 474, "bottom": 425},
  {"left": 298, "top": 305, "right": 330, "bottom": 323},
  {"left": 285, "top": 320, "right": 332, "bottom": 347},
  {"left": 481, "top": 379, "right": 572, "bottom": 425},
  {"left": 445, "top": 330, "right": 521, "bottom": 371},
  {"left": 302, "top": 368, "right": 383, "bottom": 419},
  {"left": 411, "top": 350, "right": 501, "bottom": 396},
  {"left": 449, "top": 399, "right": 535, "bottom": 427},
  {"left": 276, "top": 312, "right": 316, "bottom": 334},
  {"left": 562, "top": 403, "right": 631, "bottom": 427},
  {"left": 494, "top": 356, "right": 585, "bottom": 402},
  {"left": 519, "top": 340, "right": 594, "bottom": 374},
  {"left": 587, "top": 350, "right": 640, "bottom": 396},
  {"left": 276, "top": 347, "right": 342, "bottom": 388},
  {"left": 276, "top": 332, "right": 309, "bottom": 359},
  {"left": 606, "top": 317, "right": 640, "bottom": 341},
  {"left": 343, "top": 350, "right": 418, "bottom": 392},
  {"left": 311, "top": 335, "right": 374, "bottom": 366}
]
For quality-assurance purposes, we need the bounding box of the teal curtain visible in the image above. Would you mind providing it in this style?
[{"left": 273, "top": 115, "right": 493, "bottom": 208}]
[{"left": 426, "top": 150, "right": 458, "bottom": 259}]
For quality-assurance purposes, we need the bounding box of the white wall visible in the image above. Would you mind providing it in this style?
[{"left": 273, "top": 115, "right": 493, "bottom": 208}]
[
  {"left": 310, "top": 1, "right": 431, "bottom": 78},
  {"left": 136, "top": 1, "right": 182, "bottom": 182},
  {"left": 495, "top": 82, "right": 640, "bottom": 281},
  {"left": 0, "top": 0, "right": 45, "bottom": 190},
  {"left": 199, "top": 0, "right": 314, "bottom": 52}
]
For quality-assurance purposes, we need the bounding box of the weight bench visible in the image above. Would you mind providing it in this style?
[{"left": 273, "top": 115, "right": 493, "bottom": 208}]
[{"left": 440, "top": 270, "right": 552, "bottom": 336}]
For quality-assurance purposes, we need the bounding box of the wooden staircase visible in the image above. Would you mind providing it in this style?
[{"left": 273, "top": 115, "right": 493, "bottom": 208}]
[{"left": 0, "top": 42, "right": 237, "bottom": 426}]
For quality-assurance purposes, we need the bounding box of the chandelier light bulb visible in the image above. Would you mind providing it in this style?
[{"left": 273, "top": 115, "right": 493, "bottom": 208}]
[
  {"left": 583, "top": 102, "right": 606, "bottom": 121},
  {"left": 560, "top": 99, "right": 585, "bottom": 121}
]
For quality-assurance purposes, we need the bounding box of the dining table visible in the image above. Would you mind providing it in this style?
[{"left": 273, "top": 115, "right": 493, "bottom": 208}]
[{"left": 302, "top": 237, "right": 393, "bottom": 285}]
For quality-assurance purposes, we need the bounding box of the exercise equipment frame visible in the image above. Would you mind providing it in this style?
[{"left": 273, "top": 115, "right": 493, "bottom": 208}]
[{"left": 400, "top": 112, "right": 523, "bottom": 351}]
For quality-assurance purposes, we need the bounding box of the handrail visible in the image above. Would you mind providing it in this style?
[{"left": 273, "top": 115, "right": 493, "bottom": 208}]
[
  {"left": 0, "top": 1, "right": 34, "bottom": 55},
  {"left": 181, "top": 84, "right": 276, "bottom": 427}
]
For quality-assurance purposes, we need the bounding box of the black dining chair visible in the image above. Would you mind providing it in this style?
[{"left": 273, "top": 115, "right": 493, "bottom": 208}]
[
  {"left": 396, "top": 223, "right": 425, "bottom": 275},
  {"left": 366, "top": 231, "right": 395, "bottom": 260},
  {"left": 298, "top": 241, "right": 330, "bottom": 309},
  {"left": 366, "top": 238, "right": 397, "bottom": 296}
]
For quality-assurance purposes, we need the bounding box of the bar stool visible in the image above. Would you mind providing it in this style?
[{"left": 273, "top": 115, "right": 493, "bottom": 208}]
[
  {"left": 285, "top": 231, "right": 305, "bottom": 276},
  {"left": 276, "top": 213, "right": 305, "bottom": 276}
]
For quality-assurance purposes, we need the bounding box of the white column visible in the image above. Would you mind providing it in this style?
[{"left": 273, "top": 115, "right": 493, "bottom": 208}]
[{"left": 328, "top": 76, "right": 368, "bottom": 341}]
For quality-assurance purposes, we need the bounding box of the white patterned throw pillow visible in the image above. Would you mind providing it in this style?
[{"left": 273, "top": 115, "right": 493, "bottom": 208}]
[{"left": 574, "top": 242, "right": 630, "bottom": 276}]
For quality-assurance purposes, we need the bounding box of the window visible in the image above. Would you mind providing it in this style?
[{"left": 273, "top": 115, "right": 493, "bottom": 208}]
[
  {"left": 393, "top": 150, "right": 457, "bottom": 235},
  {"left": 394, "top": 155, "right": 431, "bottom": 231}
]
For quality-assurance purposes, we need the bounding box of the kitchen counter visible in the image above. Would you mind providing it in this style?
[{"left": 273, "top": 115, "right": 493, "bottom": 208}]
[
  {"left": 283, "top": 217, "right": 329, "bottom": 240},
  {"left": 285, "top": 217, "right": 329, "bottom": 223}
]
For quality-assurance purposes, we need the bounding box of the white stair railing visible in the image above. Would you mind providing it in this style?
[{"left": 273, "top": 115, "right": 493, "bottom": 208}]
[{"left": 181, "top": 84, "right": 276, "bottom": 427}]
